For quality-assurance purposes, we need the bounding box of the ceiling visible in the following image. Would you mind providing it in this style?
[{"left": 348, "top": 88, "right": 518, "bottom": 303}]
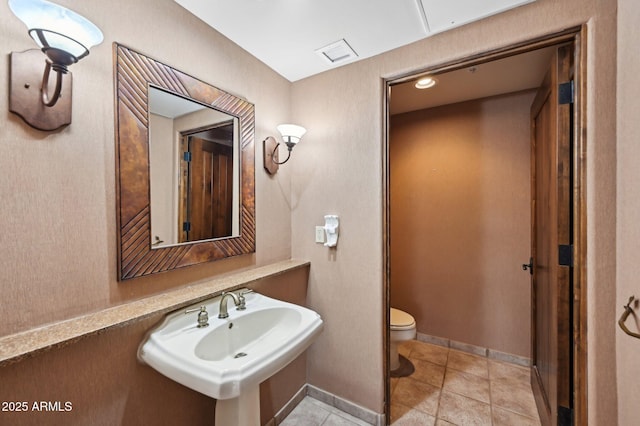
[
  {"left": 389, "top": 45, "right": 555, "bottom": 115},
  {"left": 174, "top": 0, "right": 536, "bottom": 82}
]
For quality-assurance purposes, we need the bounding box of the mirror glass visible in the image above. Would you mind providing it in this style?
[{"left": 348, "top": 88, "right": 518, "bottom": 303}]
[
  {"left": 148, "top": 86, "right": 240, "bottom": 248},
  {"left": 114, "top": 43, "right": 255, "bottom": 280}
]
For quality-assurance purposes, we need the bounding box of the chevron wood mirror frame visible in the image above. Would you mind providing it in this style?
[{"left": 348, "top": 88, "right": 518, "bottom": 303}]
[{"left": 113, "top": 43, "right": 255, "bottom": 280}]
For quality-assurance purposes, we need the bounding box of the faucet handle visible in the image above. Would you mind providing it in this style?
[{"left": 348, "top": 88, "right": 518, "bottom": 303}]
[
  {"left": 237, "top": 289, "right": 254, "bottom": 311},
  {"left": 185, "top": 305, "right": 209, "bottom": 328},
  {"left": 185, "top": 305, "right": 206, "bottom": 314}
]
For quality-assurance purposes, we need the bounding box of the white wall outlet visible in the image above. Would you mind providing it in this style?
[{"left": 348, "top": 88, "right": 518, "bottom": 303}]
[{"left": 315, "top": 226, "right": 325, "bottom": 243}]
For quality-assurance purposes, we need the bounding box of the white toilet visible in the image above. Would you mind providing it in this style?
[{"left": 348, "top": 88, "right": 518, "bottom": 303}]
[{"left": 390, "top": 307, "right": 417, "bottom": 372}]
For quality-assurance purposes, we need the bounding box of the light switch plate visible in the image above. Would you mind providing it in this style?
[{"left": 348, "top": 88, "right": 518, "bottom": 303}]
[{"left": 315, "top": 226, "right": 325, "bottom": 243}]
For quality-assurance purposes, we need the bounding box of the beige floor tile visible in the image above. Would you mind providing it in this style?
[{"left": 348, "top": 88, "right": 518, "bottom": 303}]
[
  {"left": 390, "top": 377, "right": 400, "bottom": 396},
  {"left": 443, "top": 368, "right": 490, "bottom": 403},
  {"left": 411, "top": 358, "right": 446, "bottom": 388},
  {"left": 489, "top": 359, "right": 530, "bottom": 383},
  {"left": 398, "top": 340, "right": 414, "bottom": 350},
  {"left": 393, "top": 377, "right": 441, "bottom": 416},
  {"left": 323, "top": 412, "right": 371, "bottom": 426},
  {"left": 447, "top": 350, "right": 489, "bottom": 378},
  {"left": 279, "top": 397, "right": 330, "bottom": 426},
  {"left": 492, "top": 406, "right": 542, "bottom": 426},
  {"left": 438, "top": 391, "right": 492, "bottom": 426},
  {"left": 490, "top": 377, "right": 539, "bottom": 419},
  {"left": 409, "top": 341, "right": 449, "bottom": 366},
  {"left": 398, "top": 342, "right": 412, "bottom": 358},
  {"left": 391, "top": 402, "right": 436, "bottom": 426},
  {"left": 391, "top": 342, "right": 541, "bottom": 426}
]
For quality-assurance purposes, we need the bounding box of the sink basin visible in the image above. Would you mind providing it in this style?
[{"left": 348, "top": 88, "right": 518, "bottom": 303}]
[
  {"left": 138, "top": 290, "right": 323, "bottom": 402},
  {"left": 194, "top": 306, "right": 304, "bottom": 362}
]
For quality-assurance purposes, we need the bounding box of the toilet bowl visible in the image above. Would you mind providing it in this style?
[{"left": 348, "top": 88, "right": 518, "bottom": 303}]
[{"left": 390, "top": 308, "right": 416, "bottom": 372}]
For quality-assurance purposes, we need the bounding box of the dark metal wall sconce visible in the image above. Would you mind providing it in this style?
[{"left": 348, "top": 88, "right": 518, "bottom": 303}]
[
  {"left": 263, "top": 124, "right": 306, "bottom": 175},
  {"left": 618, "top": 295, "right": 640, "bottom": 339},
  {"left": 8, "top": 0, "right": 103, "bottom": 131}
]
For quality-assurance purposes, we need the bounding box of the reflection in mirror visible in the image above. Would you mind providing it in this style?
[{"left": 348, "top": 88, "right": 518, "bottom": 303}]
[{"left": 148, "top": 87, "right": 240, "bottom": 248}]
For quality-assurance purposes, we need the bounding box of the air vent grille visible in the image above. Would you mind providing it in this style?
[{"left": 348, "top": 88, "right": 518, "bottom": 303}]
[{"left": 315, "top": 39, "right": 358, "bottom": 64}]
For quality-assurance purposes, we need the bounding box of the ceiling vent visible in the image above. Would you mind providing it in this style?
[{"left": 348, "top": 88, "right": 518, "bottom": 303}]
[{"left": 315, "top": 39, "right": 358, "bottom": 64}]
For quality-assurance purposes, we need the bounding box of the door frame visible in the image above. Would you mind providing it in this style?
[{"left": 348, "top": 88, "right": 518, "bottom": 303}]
[{"left": 382, "top": 26, "right": 588, "bottom": 425}]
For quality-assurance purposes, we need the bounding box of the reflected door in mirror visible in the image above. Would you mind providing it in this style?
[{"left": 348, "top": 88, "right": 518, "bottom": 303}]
[{"left": 181, "top": 128, "right": 234, "bottom": 242}]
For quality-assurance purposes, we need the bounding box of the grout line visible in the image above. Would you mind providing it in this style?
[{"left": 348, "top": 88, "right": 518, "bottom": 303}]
[
  {"left": 492, "top": 404, "right": 541, "bottom": 422},
  {"left": 488, "top": 366, "right": 495, "bottom": 425},
  {"left": 433, "top": 345, "right": 448, "bottom": 424},
  {"left": 435, "top": 373, "right": 443, "bottom": 423}
]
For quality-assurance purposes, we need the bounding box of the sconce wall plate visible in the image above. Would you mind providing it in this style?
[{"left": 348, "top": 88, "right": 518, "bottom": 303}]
[
  {"left": 9, "top": 49, "right": 72, "bottom": 131},
  {"left": 263, "top": 136, "right": 279, "bottom": 175}
]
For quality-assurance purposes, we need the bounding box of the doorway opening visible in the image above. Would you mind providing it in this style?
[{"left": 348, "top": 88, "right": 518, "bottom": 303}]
[{"left": 382, "top": 27, "right": 587, "bottom": 426}]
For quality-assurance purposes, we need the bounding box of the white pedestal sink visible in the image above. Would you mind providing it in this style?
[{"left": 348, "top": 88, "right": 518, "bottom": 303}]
[{"left": 138, "top": 290, "right": 323, "bottom": 426}]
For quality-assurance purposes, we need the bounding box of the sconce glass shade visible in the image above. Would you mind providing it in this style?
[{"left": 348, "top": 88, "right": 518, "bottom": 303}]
[
  {"left": 277, "top": 124, "right": 307, "bottom": 146},
  {"left": 8, "top": 0, "right": 103, "bottom": 65}
]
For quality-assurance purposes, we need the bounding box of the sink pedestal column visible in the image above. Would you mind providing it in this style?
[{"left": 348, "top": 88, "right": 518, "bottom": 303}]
[{"left": 215, "top": 385, "right": 260, "bottom": 426}]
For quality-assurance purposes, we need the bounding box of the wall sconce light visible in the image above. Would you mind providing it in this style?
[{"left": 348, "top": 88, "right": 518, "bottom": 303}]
[
  {"left": 8, "top": 0, "right": 104, "bottom": 131},
  {"left": 263, "top": 124, "right": 306, "bottom": 175}
]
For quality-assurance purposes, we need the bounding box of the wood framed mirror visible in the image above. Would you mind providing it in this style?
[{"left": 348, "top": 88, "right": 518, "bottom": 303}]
[{"left": 113, "top": 43, "right": 255, "bottom": 280}]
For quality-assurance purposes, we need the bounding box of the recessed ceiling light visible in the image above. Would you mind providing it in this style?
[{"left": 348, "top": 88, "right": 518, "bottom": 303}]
[{"left": 415, "top": 76, "right": 437, "bottom": 89}]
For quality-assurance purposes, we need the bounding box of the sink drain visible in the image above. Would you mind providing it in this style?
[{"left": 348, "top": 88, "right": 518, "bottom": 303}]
[{"left": 234, "top": 352, "right": 247, "bottom": 359}]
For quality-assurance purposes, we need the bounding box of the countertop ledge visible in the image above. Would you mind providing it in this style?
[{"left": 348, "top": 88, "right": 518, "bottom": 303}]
[{"left": 0, "top": 259, "right": 310, "bottom": 367}]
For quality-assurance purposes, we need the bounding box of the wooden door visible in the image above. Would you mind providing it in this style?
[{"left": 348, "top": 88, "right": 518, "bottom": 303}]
[
  {"left": 530, "top": 44, "right": 573, "bottom": 426},
  {"left": 185, "top": 136, "right": 234, "bottom": 241}
]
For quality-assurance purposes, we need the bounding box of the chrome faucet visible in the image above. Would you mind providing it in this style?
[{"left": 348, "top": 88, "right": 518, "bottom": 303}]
[{"left": 218, "top": 292, "right": 241, "bottom": 319}]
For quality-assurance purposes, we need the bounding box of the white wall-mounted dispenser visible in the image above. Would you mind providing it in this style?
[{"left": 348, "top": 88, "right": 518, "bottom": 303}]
[{"left": 323, "top": 215, "right": 339, "bottom": 247}]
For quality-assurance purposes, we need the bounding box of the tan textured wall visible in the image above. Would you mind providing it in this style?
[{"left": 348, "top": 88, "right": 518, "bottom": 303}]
[
  {"left": 0, "top": 0, "right": 297, "bottom": 424},
  {"left": 390, "top": 91, "right": 534, "bottom": 358},
  {"left": 0, "top": 0, "right": 293, "bottom": 338},
  {"left": 617, "top": 1, "right": 640, "bottom": 424},
  {"left": 291, "top": 0, "right": 618, "bottom": 420}
]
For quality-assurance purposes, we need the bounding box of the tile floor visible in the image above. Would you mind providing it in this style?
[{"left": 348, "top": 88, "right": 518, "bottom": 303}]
[
  {"left": 280, "top": 395, "right": 372, "bottom": 426},
  {"left": 391, "top": 340, "right": 542, "bottom": 425},
  {"left": 280, "top": 340, "right": 541, "bottom": 425}
]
